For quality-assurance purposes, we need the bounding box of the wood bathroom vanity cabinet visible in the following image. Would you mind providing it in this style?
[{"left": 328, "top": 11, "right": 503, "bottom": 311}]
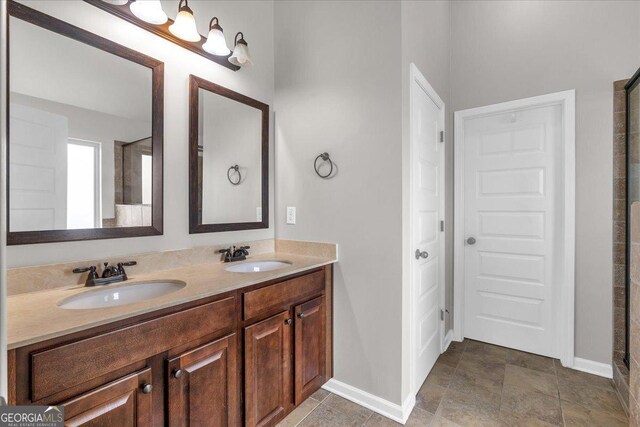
[{"left": 8, "top": 265, "right": 333, "bottom": 427}]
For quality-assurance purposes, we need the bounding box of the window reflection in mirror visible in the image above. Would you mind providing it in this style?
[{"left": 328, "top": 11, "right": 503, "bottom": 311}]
[{"left": 9, "top": 16, "right": 153, "bottom": 232}]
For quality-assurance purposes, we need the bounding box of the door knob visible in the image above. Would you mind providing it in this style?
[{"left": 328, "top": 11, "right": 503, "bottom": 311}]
[
  {"left": 141, "top": 384, "right": 153, "bottom": 394},
  {"left": 415, "top": 249, "right": 429, "bottom": 260},
  {"left": 466, "top": 237, "right": 476, "bottom": 245}
]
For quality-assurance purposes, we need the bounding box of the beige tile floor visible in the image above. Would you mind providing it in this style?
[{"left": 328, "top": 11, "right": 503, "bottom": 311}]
[{"left": 278, "top": 339, "right": 629, "bottom": 427}]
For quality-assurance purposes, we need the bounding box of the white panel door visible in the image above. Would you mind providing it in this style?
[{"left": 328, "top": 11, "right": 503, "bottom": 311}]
[
  {"left": 463, "top": 105, "right": 561, "bottom": 357},
  {"left": 411, "top": 73, "right": 444, "bottom": 392},
  {"left": 9, "top": 103, "right": 68, "bottom": 231}
]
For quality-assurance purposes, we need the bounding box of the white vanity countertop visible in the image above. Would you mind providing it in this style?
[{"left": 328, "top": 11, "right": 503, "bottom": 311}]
[{"left": 7, "top": 251, "right": 337, "bottom": 349}]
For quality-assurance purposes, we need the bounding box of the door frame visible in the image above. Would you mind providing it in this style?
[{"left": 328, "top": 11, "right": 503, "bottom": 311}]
[
  {"left": 407, "top": 63, "right": 446, "bottom": 396},
  {"left": 453, "top": 90, "right": 575, "bottom": 367}
]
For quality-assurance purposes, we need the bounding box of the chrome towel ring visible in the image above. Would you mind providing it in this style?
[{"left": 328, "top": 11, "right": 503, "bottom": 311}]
[
  {"left": 314, "top": 152, "right": 334, "bottom": 178},
  {"left": 227, "top": 165, "right": 241, "bottom": 185}
]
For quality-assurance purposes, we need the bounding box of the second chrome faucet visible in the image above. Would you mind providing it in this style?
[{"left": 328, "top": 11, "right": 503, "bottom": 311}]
[{"left": 219, "top": 245, "right": 251, "bottom": 263}]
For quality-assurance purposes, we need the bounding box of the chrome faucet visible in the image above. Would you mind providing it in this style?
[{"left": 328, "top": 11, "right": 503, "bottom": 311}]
[
  {"left": 218, "top": 245, "right": 251, "bottom": 263},
  {"left": 102, "top": 262, "right": 119, "bottom": 278},
  {"left": 73, "top": 261, "right": 137, "bottom": 286}
]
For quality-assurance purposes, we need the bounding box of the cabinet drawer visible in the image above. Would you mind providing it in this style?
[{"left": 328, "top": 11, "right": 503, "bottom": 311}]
[
  {"left": 31, "top": 296, "right": 235, "bottom": 402},
  {"left": 243, "top": 270, "right": 324, "bottom": 320}
]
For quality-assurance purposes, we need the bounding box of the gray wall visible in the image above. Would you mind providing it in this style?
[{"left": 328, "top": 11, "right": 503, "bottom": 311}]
[
  {"left": 450, "top": 0, "right": 640, "bottom": 364},
  {"left": 9, "top": 0, "right": 274, "bottom": 268},
  {"left": 275, "top": 0, "right": 452, "bottom": 405},
  {"left": 275, "top": 0, "right": 403, "bottom": 404}
]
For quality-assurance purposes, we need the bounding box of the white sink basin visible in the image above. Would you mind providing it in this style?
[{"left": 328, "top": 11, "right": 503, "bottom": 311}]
[
  {"left": 59, "top": 280, "right": 186, "bottom": 310},
  {"left": 225, "top": 261, "right": 292, "bottom": 273}
]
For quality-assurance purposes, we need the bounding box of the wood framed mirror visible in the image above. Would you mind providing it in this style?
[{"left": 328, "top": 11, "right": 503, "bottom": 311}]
[
  {"left": 189, "top": 75, "right": 269, "bottom": 233},
  {"left": 6, "top": 1, "right": 164, "bottom": 245}
]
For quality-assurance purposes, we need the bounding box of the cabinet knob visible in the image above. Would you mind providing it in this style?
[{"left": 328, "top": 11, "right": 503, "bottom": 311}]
[
  {"left": 297, "top": 313, "right": 305, "bottom": 319},
  {"left": 174, "top": 369, "right": 184, "bottom": 379},
  {"left": 284, "top": 318, "right": 292, "bottom": 325},
  {"left": 141, "top": 383, "right": 153, "bottom": 394}
]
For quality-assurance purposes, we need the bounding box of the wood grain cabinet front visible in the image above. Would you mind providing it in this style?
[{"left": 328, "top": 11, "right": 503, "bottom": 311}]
[
  {"left": 294, "top": 296, "right": 326, "bottom": 405},
  {"left": 60, "top": 368, "right": 153, "bottom": 427},
  {"left": 167, "top": 334, "right": 238, "bottom": 427},
  {"left": 244, "top": 311, "right": 293, "bottom": 427}
]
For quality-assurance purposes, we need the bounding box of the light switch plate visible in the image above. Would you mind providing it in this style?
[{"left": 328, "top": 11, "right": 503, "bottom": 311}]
[{"left": 286, "top": 206, "right": 296, "bottom": 225}]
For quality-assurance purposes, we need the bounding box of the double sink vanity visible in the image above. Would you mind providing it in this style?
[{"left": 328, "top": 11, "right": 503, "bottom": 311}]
[
  {"left": 3, "top": 2, "right": 335, "bottom": 425},
  {"left": 7, "top": 242, "right": 337, "bottom": 426}
]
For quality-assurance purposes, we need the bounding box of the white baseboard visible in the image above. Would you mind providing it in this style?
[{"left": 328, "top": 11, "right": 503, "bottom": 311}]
[
  {"left": 572, "top": 357, "right": 613, "bottom": 379},
  {"left": 442, "top": 330, "right": 453, "bottom": 352},
  {"left": 322, "top": 379, "right": 415, "bottom": 424}
]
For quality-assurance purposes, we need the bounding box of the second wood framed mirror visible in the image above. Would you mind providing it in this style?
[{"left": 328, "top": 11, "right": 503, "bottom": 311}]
[{"left": 189, "top": 75, "right": 269, "bottom": 233}]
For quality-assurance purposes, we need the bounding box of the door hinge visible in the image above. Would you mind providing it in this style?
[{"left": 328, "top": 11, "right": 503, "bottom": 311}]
[
  {"left": 440, "top": 309, "right": 445, "bottom": 321},
  {"left": 440, "top": 220, "right": 444, "bottom": 232},
  {"left": 439, "top": 131, "right": 444, "bottom": 143}
]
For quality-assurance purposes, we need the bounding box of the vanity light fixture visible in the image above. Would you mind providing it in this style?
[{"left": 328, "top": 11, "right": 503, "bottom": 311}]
[
  {"left": 169, "top": 0, "right": 201, "bottom": 42},
  {"left": 202, "top": 17, "right": 230, "bottom": 56},
  {"left": 229, "top": 32, "right": 253, "bottom": 67},
  {"left": 129, "top": 0, "right": 168, "bottom": 25},
  {"left": 85, "top": 0, "right": 250, "bottom": 71}
]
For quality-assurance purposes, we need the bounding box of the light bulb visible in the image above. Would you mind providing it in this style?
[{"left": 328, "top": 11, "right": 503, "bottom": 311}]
[
  {"left": 202, "top": 17, "right": 230, "bottom": 56},
  {"left": 129, "top": 0, "right": 168, "bottom": 25},
  {"left": 229, "top": 32, "right": 253, "bottom": 67},
  {"left": 169, "top": 0, "right": 200, "bottom": 42}
]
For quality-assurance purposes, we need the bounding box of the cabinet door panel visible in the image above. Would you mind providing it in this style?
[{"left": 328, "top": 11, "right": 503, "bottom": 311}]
[
  {"left": 294, "top": 296, "right": 326, "bottom": 404},
  {"left": 167, "top": 334, "right": 237, "bottom": 427},
  {"left": 61, "top": 368, "right": 152, "bottom": 427},
  {"left": 244, "top": 311, "right": 292, "bottom": 427}
]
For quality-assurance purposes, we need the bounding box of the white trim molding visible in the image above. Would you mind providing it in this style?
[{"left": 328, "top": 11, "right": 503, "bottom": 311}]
[
  {"left": 453, "top": 90, "right": 576, "bottom": 366},
  {"left": 443, "top": 330, "right": 454, "bottom": 353},
  {"left": 572, "top": 358, "right": 613, "bottom": 379},
  {"left": 322, "top": 379, "right": 415, "bottom": 424}
]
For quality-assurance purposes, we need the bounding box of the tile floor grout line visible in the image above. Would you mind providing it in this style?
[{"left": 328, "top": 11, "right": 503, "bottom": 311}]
[
  {"left": 291, "top": 398, "right": 321, "bottom": 427},
  {"left": 430, "top": 338, "right": 465, "bottom": 425},
  {"left": 361, "top": 410, "right": 374, "bottom": 426},
  {"left": 552, "top": 359, "right": 569, "bottom": 427}
]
